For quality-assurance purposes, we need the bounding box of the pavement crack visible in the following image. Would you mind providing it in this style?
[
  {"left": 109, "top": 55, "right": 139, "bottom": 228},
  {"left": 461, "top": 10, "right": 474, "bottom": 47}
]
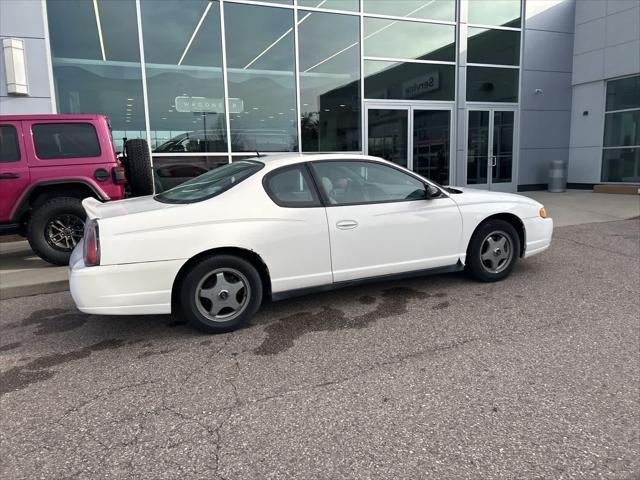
[{"left": 555, "top": 235, "right": 639, "bottom": 259}]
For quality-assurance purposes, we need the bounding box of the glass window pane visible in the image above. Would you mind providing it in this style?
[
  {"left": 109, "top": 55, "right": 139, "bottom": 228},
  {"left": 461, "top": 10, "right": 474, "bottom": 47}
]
[
  {"left": 606, "top": 75, "right": 640, "bottom": 111},
  {"left": 467, "top": 111, "right": 489, "bottom": 184},
  {"left": 153, "top": 156, "right": 229, "bottom": 192},
  {"left": 602, "top": 148, "right": 640, "bottom": 183},
  {"left": 312, "top": 161, "right": 426, "bottom": 205},
  {"left": 363, "top": 0, "right": 455, "bottom": 22},
  {"left": 141, "top": 0, "right": 227, "bottom": 153},
  {"left": 604, "top": 111, "right": 640, "bottom": 147},
  {"left": 46, "top": 0, "right": 146, "bottom": 152},
  {"left": 32, "top": 123, "right": 101, "bottom": 160},
  {"left": 467, "top": 27, "right": 520, "bottom": 66},
  {"left": 265, "top": 166, "right": 321, "bottom": 207},
  {"left": 0, "top": 126, "right": 20, "bottom": 162},
  {"left": 224, "top": 3, "right": 297, "bottom": 152},
  {"left": 468, "top": 0, "right": 521, "bottom": 28},
  {"left": 298, "top": 0, "right": 359, "bottom": 12},
  {"left": 413, "top": 110, "right": 450, "bottom": 185},
  {"left": 492, "top": 111, "right": 514, "bottom": 183},
  {"left": 367, "top": 109, "right": 409, "bottom": 168},
  {"left": 365, "top": 61, "right": 455, "bottom": 101},
  {"left": 466, "top": 67, "right": 519, "bottom": 102},
  {"left": 364, "top": 18, "right": 455, "bottom": 62},
  {"left": 298, "top": 11, "right": 360, "bottom": 152}
]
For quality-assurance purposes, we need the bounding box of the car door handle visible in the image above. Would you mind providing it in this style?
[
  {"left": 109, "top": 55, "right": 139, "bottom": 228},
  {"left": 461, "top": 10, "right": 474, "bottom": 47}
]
[
  {"left": 0, "top": 173, "right": 20, "bottom": 179},
  {"left": 336, "top": 220, "right": 358, "bottom": 230}
]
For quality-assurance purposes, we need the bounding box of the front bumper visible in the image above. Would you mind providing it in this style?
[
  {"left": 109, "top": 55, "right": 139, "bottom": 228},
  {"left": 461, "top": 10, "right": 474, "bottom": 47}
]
[
  {"left": 523, "top": 216, "right": 553, "bottom": 258},
  {"left": 69, "top": 241, "right": 184, "bottom": 315}
]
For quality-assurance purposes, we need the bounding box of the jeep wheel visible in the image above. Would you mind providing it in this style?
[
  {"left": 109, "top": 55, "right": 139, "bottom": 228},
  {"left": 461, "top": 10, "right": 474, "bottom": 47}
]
[
  {"left": 27, "top": 197, "right": 85, "bottom": 266},
  {"left": 124, "top": 139, "right": 154, "bottom": 197}
]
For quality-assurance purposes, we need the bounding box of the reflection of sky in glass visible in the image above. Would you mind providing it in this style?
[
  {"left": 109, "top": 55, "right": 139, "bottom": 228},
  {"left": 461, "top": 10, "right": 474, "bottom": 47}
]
[
  {"left": 364, "top": 0, "right": 456, "bottom": 22},
  {"left": 364, "top": 18, "right": 455, "bottom": 61},
  {"left": 298, "top": 0, "right": 359, "bottom": 11},
  {"left": 468, "top": 0, "right": 521, "bottom": 27}
]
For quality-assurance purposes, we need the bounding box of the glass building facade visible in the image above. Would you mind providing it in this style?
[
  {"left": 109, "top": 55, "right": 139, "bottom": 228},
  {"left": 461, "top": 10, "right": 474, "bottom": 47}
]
[{"left": 45, "top": 0, "right": 523, "bottom": 192}]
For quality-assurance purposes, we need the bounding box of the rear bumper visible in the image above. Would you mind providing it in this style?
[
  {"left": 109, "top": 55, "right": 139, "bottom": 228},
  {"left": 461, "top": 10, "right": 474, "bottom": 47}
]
[
  {"left": 523, "top": 216, "right": 553, "bottom": 258},
  {"left": 69, "top": 242, "right": 183, "bottom": 315}
]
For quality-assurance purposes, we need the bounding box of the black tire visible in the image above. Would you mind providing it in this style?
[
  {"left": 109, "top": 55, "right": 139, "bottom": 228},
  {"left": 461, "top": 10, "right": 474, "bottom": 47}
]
[
  {"left": 27, "top": 197, "right": 85, "bottom": 266},
  {"left": 466, "top": 219, "right": 520, "bottom": 282},
  {"left": 180, "top": 255, "right": 263, "bottom": 334},
  {"left": 124, "top": 139, "right": 153, "bottom": 197}
]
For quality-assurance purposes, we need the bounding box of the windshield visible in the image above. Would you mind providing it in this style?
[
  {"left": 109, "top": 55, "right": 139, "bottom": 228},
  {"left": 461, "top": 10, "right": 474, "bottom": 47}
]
[{"left": 155, "top": 160, "right": 264, "bottom": 204}]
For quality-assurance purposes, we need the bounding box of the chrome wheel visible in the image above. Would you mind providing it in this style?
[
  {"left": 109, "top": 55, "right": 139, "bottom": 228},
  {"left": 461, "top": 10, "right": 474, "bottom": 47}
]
[
  {"left": 45, "top": 214, "right": 84, "bottom": 251},
  {"left": 195, "top": 268, "right": 250, "bottom": 322},
  {"left": 480, "top": 231, "right": 513, "bottom": 274}
]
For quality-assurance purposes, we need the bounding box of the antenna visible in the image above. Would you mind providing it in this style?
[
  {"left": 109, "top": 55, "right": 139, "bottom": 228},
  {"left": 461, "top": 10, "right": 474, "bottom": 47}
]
[{"left": 255, "top": 150, "right": 261, "bottom": 158}]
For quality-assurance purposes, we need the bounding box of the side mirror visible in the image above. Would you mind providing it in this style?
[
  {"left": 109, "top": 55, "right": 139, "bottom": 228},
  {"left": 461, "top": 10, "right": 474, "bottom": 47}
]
[{"left": 425, "top": 184, "right": 440, "bottom": 199}]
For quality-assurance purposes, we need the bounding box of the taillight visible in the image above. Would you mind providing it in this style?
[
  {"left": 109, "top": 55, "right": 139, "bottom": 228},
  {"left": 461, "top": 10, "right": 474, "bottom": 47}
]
[
  {"left": 112, "top": 166, "right": 127, "bottom": 185},
  {"left": 83, "top": 220, "right": 100, "bottom": 266}
]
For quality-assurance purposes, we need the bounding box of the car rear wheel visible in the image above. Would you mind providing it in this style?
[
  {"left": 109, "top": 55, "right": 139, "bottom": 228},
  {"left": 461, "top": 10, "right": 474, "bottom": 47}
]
[
  {"left": 27, "top": 197, "right": 85, "bottom": 266},
  {"left": 180, "top": 255, "right": 263, "bottom": 333},
  {"left": 466, "top": 219, "right": 520, "bottom": 282}
]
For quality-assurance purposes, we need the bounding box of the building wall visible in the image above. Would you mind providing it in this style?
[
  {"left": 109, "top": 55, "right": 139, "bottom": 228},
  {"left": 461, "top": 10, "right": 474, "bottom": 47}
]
[
  {"left": 518, "top": 0, "right": 575, "bottom": 188},
  {"left": 568, "top": 0, "right": 640, "bottom": 184},
  {"left": 0, "top": 0, "right": 54, "bottom": 114}
]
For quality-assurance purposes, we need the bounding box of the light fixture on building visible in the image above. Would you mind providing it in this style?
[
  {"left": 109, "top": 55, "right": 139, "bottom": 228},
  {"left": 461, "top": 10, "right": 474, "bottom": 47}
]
[{"left": 2, "top": 38, "right": 28, "bottom": 96}]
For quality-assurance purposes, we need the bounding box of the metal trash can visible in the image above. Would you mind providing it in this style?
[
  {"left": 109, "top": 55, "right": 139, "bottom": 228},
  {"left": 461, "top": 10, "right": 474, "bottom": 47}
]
[{"left": 548, "top": 160, "right": 566, "bottom": 193}]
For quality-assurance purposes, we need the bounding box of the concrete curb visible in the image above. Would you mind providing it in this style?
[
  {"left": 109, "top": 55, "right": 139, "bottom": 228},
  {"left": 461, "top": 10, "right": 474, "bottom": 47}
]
[{"left": 0, "top": 279, "right": 69, "bottom": 300}]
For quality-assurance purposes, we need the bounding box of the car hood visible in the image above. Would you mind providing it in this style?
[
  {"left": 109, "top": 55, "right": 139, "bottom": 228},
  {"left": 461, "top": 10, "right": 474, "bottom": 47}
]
[
  {"left": 82, "top": 195, "right": 176, "bottom": 220},
  {"left": 447, "top": 187, "right": 543, "bottom": 208}
]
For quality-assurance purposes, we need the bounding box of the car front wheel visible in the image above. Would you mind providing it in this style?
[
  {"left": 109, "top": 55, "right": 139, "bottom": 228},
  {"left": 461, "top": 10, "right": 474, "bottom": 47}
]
[
  {"left": 180, "top": 255, "right": 263, "bottom": 333},
  {"left": 466, "top": 219, "right": 520, "bottom": 282}
]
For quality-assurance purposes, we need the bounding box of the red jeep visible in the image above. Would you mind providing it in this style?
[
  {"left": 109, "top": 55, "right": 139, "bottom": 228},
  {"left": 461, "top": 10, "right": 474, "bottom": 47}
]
[{"left": 0, "top": 114, "right": 152, "bottom": 265}]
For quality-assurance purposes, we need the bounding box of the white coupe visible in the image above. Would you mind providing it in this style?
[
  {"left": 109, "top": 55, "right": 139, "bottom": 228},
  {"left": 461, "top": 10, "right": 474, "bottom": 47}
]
[{"left": 70, "top": 154, "right": 553, "bottom": 333}]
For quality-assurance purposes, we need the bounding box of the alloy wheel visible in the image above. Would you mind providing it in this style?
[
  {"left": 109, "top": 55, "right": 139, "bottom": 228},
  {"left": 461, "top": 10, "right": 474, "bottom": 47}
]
[
  {"left": 45, "top": 214, "right": 84, "bottom": 251},
  {"left": 195, "top": 268, "right": 251, "bottom": 322},
  {"left": 479, "top": 230, "right": 513, "bottom": 274}
]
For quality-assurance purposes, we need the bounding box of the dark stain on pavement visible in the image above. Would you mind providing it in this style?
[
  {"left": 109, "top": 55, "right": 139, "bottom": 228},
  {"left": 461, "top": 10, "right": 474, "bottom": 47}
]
[
  {"left": 0, "top": 342, "right": 21, "bottom": 352},
  {"left": 0, "top": 339, "right": 125, "bottom": 396},
  {"left": 254, "top": 286, "right": 430, "bottom": 356},
  {"left": 9, "top": 308, "right": 89, "bottom": 336},
  {"left": 432, "top": 301, "right": 450, "bottom": 310},
  {"left": 358, "top": 295, "right": 376, "bottom": 305},
  {"left": 168, "top": 319, "right": 188, "bottom": 328},
  {"left": 137, "top": 348, "right": 177, "bottom": 359}
]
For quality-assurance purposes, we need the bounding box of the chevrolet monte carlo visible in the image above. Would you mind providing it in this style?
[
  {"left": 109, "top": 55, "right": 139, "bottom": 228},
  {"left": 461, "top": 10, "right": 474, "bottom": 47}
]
[{"left": 70, "top": 154, "right": 553, "bottom": 333}]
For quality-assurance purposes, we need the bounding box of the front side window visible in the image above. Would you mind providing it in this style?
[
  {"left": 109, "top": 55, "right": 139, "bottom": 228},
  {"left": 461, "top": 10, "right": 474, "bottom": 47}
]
[
  {"left": 32, "top": 123, "right": 101, "bottom": 160},
  {"left": 0, "top": 125, "right": 21, "bottom": 163},
  {"left": 264, "top": 165, "right": 321, "bottom": 207},
  {"left": 311, "top": 161, "right": 427, "bottom": 205},
  {"left": 155, "top": 160, "right": 263, "bottom": 204}
]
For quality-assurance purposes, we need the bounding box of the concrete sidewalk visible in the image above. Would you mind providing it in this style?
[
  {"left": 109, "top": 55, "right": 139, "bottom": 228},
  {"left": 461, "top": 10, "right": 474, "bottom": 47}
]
[{"left": 0, "top": 189, "right": 638, "bottom": 300}]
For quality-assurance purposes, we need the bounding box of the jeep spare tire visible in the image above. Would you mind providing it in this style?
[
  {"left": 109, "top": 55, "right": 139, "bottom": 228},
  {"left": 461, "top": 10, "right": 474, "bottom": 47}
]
[{"left": 124, "top": 139, "right": 154, "bottom": 197}]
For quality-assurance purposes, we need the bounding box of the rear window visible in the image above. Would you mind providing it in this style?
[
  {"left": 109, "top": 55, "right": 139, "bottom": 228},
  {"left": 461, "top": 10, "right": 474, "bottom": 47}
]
[
  {"left": 0, "top": 125, "right": 20, "bottom": 163},
  {"left": 32, "top": 123, "right": 101, "bottom": 160},
  {"left": 155, "top": 160, "right": 264, "bottom": 204}
]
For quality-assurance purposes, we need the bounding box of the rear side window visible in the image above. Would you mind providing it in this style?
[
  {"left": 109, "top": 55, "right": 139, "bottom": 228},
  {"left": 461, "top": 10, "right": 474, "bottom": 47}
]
[
  {"left": 264, "top": 165, "right": 322, "bottom": 208},
  {"left": 0, "top": 125, "right": 20, "bottom": 163},
  {"left": 32, "top": 123, "right": 101, "bottom": 160}
]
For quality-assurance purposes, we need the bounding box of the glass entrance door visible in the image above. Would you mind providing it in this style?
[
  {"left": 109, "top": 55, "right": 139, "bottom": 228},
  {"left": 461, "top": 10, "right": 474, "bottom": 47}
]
[
  {"left": 466, "top": 108, "right": 517, "bottom": 191},
  {"left": 366, "top": 104, "right": 452, "bottom": 184}
]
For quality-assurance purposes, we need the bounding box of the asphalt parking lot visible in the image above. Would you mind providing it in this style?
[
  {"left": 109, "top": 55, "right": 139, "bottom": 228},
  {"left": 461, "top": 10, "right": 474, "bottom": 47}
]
[{"left": 1, "top": 218, "right": 638, "bottom": 479}]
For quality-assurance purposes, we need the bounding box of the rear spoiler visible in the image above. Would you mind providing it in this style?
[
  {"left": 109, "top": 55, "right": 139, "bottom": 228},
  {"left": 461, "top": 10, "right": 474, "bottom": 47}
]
[{"left": 82, "top": 197, "right": 102, "bottom": 221}]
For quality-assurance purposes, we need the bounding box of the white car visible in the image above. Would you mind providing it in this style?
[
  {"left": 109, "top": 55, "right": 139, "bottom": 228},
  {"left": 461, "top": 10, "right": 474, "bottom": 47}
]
[{"left": 70, "top": 154, "right": 553, "bottom": 333}]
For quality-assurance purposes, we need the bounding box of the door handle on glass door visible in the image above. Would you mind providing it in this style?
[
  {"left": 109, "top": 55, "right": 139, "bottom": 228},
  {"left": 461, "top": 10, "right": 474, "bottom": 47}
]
[
  {"left": 336, "top": 220, "right": 358, "bottom": 230},
  {"left": 491, "top": 156, "right": 497, "bottom": 167}
]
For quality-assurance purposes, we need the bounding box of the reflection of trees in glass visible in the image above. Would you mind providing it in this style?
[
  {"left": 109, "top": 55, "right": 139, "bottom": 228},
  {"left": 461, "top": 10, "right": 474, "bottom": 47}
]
[{"left": 301, "top": 112, "right": 320, "bottom": 149}]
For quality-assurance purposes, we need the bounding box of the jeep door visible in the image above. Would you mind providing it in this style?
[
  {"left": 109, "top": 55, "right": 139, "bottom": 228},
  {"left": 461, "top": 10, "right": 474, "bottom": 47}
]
[{"left": 0, "top": 122, "right": 30, "bottom": 223}]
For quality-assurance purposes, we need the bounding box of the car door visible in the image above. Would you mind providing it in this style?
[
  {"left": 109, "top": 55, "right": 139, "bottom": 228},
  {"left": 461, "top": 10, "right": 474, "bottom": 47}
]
[
  {"left": 310, "top": 160, "right": 463, "bottom": 283},
  {"left": 0, "top": 122, "right": 30, "bottom": 223}
]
